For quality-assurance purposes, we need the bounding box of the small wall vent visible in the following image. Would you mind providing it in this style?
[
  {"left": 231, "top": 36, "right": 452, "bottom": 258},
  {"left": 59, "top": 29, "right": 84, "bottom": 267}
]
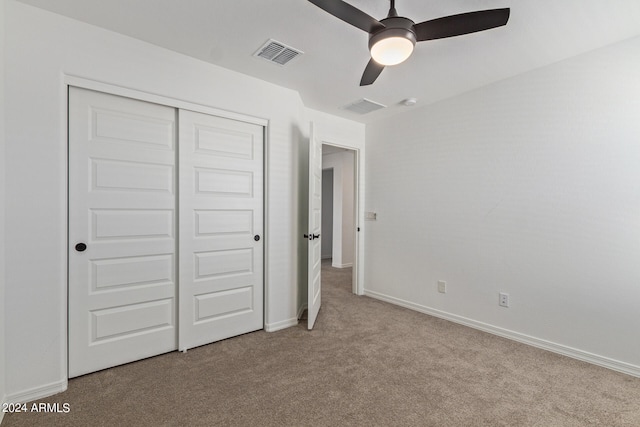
[
  {"left": 254, "top": 39, "right": 303, "bottom": 66},
  {"left": 343, "top": 98, "right": 386, "bottom": 114}
]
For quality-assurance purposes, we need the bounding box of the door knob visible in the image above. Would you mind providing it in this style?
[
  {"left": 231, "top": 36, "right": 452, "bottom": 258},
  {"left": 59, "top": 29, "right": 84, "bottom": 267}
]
[
  {"left": 75, "top": 243, "right": 87, "bottom": 252},
  {"left": 254, "top": 235, "right": 260, "bottom": 241}
]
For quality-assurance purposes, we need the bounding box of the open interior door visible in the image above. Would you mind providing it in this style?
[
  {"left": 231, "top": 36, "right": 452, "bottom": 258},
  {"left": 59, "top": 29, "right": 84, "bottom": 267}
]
[{"left": 307, "top": 123, "right": 322, "bottom": 329}]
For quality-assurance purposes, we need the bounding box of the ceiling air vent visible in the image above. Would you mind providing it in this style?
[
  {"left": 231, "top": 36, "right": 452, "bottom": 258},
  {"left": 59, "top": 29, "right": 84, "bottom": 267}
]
[
  {"left": 343, "top": 98, "right": 386, "bottom": 114},
  {"left": 254, "top": 39, "right": 303, "bottom": 66}
]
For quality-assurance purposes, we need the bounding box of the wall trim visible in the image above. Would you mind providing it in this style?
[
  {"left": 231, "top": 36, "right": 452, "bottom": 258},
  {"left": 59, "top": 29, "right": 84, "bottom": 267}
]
[
  {"left": 64, "top": 75, "right": 269, "bottom": 128},
  {"left": 364, "top": 289, "right": 640, "bottom": 378},
  {"left": 262, "top": 120, "right": 271, "bottom": 345},
  {"left": 265, "top": 317, "right": 299, "bottom": 332},
  {"left": 332, "top": 262, "right": 353, "bottom": 269},
  {"left": 5, "top": 380, "right": 68, "bottom": 405}
]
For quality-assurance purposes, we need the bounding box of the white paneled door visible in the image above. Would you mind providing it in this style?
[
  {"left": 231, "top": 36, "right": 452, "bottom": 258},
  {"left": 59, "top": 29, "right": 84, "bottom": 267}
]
[
  {"left": 178, "top": 110, "right": 264, "bottom": 351},
  {"left": 307, "top": 123, "right": 322, "bottom": 330},
  {"left": 69, "top": 87, "right": 264, "bottom": 377},
  {"left": 68, "top": 87, "right": 178, "bottom": 377}
]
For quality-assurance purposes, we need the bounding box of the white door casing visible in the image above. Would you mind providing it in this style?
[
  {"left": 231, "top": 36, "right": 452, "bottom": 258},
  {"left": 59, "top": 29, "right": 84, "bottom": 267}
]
[
  {"left": 307, "top": 123, "right": 322, "bottom": 330},
  {"left": 178, "top": 109, "right": 264, "bottom": 351},
  {"left": 68, "top": 87, "right": 178, "bottom": 377}
]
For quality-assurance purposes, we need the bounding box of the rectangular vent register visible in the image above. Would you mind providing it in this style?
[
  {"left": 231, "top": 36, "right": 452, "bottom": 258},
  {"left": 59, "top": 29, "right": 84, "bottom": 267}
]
[{"left": 254, "top": 39, "right": 303, "bottom": 66}]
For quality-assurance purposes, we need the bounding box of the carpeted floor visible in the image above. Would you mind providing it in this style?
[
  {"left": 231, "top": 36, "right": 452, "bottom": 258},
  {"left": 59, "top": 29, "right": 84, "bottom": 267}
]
[{"left": 3, "top": 260, "right": 640, "bottom": 426}]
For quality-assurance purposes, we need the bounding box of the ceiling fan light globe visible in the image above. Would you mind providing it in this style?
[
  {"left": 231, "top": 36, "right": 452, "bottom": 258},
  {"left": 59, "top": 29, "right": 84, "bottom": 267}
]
[{"left": 370, "top": 36, "right": 414, "bottom": 66}]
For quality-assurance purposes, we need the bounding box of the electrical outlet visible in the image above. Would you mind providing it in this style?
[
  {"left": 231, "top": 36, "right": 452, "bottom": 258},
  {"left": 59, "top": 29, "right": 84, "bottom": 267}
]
[
  {"left": 499, "top": 292, "right": 510, "bottom": 308},
  {"left": 437, "top": 280, "right": 446, "bottom": 293}
]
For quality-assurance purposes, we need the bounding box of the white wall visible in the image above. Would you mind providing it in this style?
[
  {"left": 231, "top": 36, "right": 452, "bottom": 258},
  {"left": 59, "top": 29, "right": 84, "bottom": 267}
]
[
  {"left": 2, "top": 1, "right": 365, "bottom": 402},
  {"left": 322, "top": 150, "right": 355, "bottom": 268},
  {"left": 1, "top": 0, "right": 8, "bottom": 417},
  {"left": 365, "top": 35, "right": 640, "bottom": 376}
]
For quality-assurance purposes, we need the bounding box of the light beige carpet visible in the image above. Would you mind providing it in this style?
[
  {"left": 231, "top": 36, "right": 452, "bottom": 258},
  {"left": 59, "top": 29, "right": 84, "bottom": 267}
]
[{"left": 3, "top": 260, "right": 640, "bottom": 426}]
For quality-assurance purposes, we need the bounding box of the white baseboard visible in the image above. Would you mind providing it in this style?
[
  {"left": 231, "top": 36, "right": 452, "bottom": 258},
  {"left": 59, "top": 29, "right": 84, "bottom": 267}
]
[
  {"left": 364, "top": 289, "right": 640, "bottom": 378},
  {"left": 5, "top": 379, "right": 67, "bottom": 404},
  {"left": 331, "top": 262, "right": 353, "bottom": 268},
  {"left": 265, "top": 317, "right": 299, "bottom": 332}
]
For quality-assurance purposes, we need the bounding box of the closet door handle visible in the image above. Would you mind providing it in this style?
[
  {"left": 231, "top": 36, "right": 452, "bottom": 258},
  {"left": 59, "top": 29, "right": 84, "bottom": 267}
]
[
  {"left": 254, "top": 235, "right": 260, "bottom": 242},
  {"left": 75, "top": 243, "right": 87, "bottom": 252}
]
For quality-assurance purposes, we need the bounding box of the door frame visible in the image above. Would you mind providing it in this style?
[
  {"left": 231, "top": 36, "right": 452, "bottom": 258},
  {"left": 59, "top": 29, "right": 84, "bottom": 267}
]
[
  {"left": 321, "top": 141, "right": 362, "bottom": 295},
  {"left": 64, "top": 75, "right": 270, "bottom": 376}
]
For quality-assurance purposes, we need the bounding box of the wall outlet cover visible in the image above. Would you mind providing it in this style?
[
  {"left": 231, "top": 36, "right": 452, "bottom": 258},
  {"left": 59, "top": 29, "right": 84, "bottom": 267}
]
[{"left": 499, "top": 292, "right": 510, "bottom": 307}]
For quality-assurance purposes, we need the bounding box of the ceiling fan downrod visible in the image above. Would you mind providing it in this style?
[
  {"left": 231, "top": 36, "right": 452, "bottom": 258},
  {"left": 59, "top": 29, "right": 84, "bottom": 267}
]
[{"left": 388, "top": 0, "right": 398, "bottom": 18}]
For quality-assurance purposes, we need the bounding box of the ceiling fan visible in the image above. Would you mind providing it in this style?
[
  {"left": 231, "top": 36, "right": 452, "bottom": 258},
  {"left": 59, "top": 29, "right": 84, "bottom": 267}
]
[{"left": 308, "top": 0, "right": 510, "bottom": 86}]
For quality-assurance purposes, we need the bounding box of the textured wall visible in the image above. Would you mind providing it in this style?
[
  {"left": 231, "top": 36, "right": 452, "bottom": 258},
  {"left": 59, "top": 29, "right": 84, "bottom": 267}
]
[
  {"left": 1, "top": 0, "right": 7, "bottom": 416},
  {"left": 365, "top": 35, "right": 640, "bottom": 375}
]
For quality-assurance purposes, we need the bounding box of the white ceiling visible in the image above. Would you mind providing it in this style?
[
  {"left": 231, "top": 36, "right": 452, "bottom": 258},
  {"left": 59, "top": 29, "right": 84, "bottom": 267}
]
[{"left": 16, "top": 0, "right": 640, "bottom": 123}]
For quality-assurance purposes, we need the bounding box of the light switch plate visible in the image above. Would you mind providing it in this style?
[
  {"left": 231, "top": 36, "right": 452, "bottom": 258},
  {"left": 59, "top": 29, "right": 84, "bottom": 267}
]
[{"left": 437, "top": 280, "right": 446, "bottom": 293}]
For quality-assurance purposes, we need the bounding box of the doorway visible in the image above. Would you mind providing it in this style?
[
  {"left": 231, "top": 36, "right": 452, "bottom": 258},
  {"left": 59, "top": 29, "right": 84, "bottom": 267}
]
[{"left": 321, "top": 143, "right": 358, "bottom": 293}]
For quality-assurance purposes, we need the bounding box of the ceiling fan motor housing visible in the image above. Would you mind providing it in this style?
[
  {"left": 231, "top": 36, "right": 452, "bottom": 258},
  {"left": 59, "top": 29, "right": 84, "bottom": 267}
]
[{"left": 368, "top": 17, "right": 417, "bottom": 51}]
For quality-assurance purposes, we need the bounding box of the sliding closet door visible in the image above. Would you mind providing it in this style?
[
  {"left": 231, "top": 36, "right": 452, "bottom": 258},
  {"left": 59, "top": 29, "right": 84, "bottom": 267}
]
[
  {"left": 178, "top": 110, "right": 264, "bottom": 351},
  {"left": 68, "top": 87, "right": 177, "bottom": 377}
]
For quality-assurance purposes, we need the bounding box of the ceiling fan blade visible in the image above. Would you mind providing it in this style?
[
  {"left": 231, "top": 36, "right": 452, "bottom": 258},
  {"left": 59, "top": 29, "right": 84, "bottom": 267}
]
[
  {"left": 308, "top": 0, "right": 385, "bottom": 34},
  {"left": 413, "top": 8, "right": 510, "bottom": 42},
  {"left": 360, "top": 59, "right": 385, "bottom": 86}
]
